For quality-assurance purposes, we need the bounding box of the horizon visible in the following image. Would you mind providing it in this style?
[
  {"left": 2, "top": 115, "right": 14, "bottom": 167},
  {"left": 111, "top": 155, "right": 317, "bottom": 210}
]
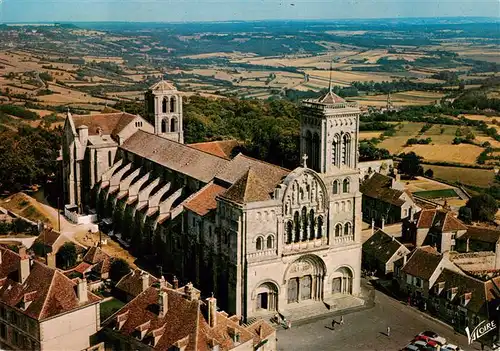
[{"left": 1, "top": 0, "right": 499, "bottom": 23}]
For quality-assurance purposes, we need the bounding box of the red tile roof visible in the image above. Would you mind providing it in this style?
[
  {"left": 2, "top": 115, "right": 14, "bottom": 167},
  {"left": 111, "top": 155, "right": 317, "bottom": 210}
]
[
  {"left": 115, "top": 269, "right": 162, "bottom": 298},
  {"left": 71, "top": 112, "right": 138, "bottom": 137},
  {"left": 83, "top": 246, "right": 111, "bottom": 265},
  {"left": 184, "top": 183, "right": 228, "bottom": 216},
  {"left": 188, "top": 140, "right": 240, "bottom": 160},
  {"left": 221, "top": 168, "right": 272, "bottom": 204},
  {"left": 318, "top": 91, "right": 346, "bottom": 104},
  {"left": 402, "top": 247, "right": 443, "bottom": 280},
  {"left": 415, "top": 209, "right": 466, "bottom": 232},
  {"left": 103, "top": 284, "right": 275, "bottom": 351},
  {"left": 462, "top": 226, "right": 500, "bottom": 244},
  {"left": 0, "top": 246, "right": 100, "bottom": 321}
]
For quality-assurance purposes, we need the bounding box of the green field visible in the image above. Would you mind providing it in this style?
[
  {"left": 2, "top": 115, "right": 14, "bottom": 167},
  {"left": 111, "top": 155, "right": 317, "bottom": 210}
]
[
  {"left": 424, "top": 165, "right": 496, "bottom": 188},
  {"left": 100, "top": 298, "right": 125, "bottom": 321},
  {"left": 413, "top": 188, "right": 458, "bottom": 199}
]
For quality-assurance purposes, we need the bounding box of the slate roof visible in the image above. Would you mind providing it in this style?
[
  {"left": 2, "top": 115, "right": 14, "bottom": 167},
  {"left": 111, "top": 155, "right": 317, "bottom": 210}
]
[
  {"left": 432, "top": 268, "right": 489, "bottom": 314},
  {"left": 188, "top": 140, "right": 240, "bottom": 160},
  {"left": 121, "top": 130, "right": 230, "bottom": 183},
  {"left": 360, "top": 173, "right": 405, "bottom": 206},
  {"left": 362, "top": 230, "right": 407, "bottom": 263},
  {"left": 402, "top": 246, "right": 443, "bottom": 280},
  {"left": 71, "top": 112, "right": 137, "bottom": 137},
  {"left": 462, "top": 226, "right": 500, "bottom": 244},
  {"left": 115, "top": 269, "right": 162, "bottom": 298},
  {"left": 0, "top": 246, "right": 100, "bottom": 321},
  {"left": 184, "top": 183, "right": 228, "bottom": 216},
  {"left": 103, "top": 284, "right": 274, "bottom": 351},
  {"left": 415, "top": 209, "right": 467, "bottom": 232}
]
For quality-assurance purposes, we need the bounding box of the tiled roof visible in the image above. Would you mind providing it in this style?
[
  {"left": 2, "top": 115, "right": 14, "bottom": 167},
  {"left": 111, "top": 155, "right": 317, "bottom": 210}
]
[
  {"left": 360, "top": 173, "right": 405, "bottom": 206},
  {"left": 121, "top": 131, "right": 230, "bottom": 183},
  {"left": 415, "top": 209, "right": 466, "bottom": 232},
  {"left": 92, "top": 257, "right": 112, "bottom": 275},
  {"left": 402, "top": 246, "right": 442, "bottom": 280},
  {"left": 432, "top": 268, "right": 488, "bottom": 314},
  {"left": 149, "top": 80, "right": 177, "bottom": 91},
  {"left": 184, "top": 183, "right": 228, "bottom": 216},
  {"left": 415, "top": 209, "right": 436, "bottom": 228},
  {"left": 33, "top": 229, "right": 62, "bottom": 249},
  {"left": 71, "top": 112, "right": 137, "bottom": 137},
  {"left": 83, "top": 246, "right": 111, "bottom": 265},
  {"left": 221, "top": 168, "right": 272, "bottom": 204},
  {"left": 462, "top": 226, "right": 500, "bottom": 244},
  {"left": 0, "top": 247, "right": 100, "bottom": 321},
  {"left": 188, "top": 140, "right": 240, "bottom": 160},
  {"left": 216, "top": 154, "right": 289, "bottom": 203},
  {"left": 115, "top": 269, "right": 162, "bottom": 298},
  {"left": 103, "top": 284, "right": 274, "bottom": 351},
  {"left": 317, "top": 91, "right": 346, "bottom": 104},
  {"left": 362, "top": 230, "right": 407, "bottom": 263}
]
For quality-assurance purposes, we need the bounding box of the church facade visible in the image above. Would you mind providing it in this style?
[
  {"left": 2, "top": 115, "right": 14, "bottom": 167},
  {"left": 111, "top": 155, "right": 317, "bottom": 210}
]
[{"left": 61, "top": 81, "right": 363, "bottom": 319}]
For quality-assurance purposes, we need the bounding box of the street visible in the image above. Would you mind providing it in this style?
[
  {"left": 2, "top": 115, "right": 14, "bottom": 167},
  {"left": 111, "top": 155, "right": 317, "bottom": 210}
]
[{"left": 277, "top": 289, "right": 485, "bottom": 351}]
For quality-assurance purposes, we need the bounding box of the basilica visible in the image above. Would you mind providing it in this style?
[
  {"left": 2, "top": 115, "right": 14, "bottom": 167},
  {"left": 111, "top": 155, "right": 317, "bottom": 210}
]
[{"left": 61, "top": 80, "right": 363, "bottom": 319}]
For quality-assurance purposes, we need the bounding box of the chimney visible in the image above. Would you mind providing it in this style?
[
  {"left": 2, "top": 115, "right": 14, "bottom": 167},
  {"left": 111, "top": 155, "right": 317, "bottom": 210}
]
[
  {"left": 18, "top": 246, "right": 30, "bottom": 284},
  {"left": 184, "top": 282, "right": 196, "bottom": 301},
  {"left": 172, "top": 275, "right": 179, "bottom": 289},
  {"left": 371, "top": 219, "right": 375, "bottom": 235},
  {"left": 140, "top": 271, "right": 149, "bottom": 292},
  {"left": 381, "top": 217, "right": 385, "bottom": 231},
  {"left": 207, "top": 296, "right": 217, "bottom": 328},
  {"left": 158, "top": 290, "right": 168, "bottom": 318},
  {"left": 46, "top": 252, "right": 56, "bottom": 268},
  {"left": 77, "top": 125, "right": 88, "bottom": 146},
  {"left": 76, "top": 278, "right": 88, "bottom": 303},
  {"left": 392, "top": 235, "right": 395, "bottom": 242}
]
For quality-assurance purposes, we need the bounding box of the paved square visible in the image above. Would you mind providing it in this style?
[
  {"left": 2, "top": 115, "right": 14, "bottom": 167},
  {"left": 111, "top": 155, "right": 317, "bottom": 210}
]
[{"left": 277, "top": 290, "right": 487, "bottom": 351}]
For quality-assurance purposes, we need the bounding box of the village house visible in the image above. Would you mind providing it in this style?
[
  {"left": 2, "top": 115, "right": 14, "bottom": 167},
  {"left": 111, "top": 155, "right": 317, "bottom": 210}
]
[
  {"left": 62, "top": 81, "right": 365, "bottom": 320},
  {"left": 456, "top": 226, "right": 500, "bottom": 269},
  {"left": 0, "top": 246, "right": 102, "bottom": 351},
  {"left": 402, "top": 208, "right": 467, "bottom": 253},
  {"left": 428, "top": 268, "right": 500, "bottom": 340},
  {"left": 360, "top": 173, "right": 420, "bottom": 227},
  {"left": 100, "top": 279, "right": 276, "bottom": 351},
  {"left": 362, "top": 229, "right": 411, "bottom": 278},
  {"left": 396, "top": 246, "right": 462, "bottom": 300},
  {"left": 115, "top": 269, "right": 164, "bottom": 302}
]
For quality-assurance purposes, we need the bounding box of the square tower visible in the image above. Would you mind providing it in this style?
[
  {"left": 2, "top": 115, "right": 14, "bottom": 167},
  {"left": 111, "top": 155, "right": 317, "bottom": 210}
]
[
  {"left": 145, "top": 80, "right": 184, "bottom": 144},
  {"left": 300, "top": 90, "right": 360, "bottom": 175}
]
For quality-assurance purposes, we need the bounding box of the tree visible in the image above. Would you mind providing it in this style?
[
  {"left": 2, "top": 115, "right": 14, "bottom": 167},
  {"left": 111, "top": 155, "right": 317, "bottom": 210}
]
[
  {"left": 466, "top": 194, "right": 498, "bottom": 222},
  {"left": 458, "top": 206, "right": 472, "bottom": 224},
  {"left": 424, "top": 169, "right": 434, "bottom": 178},
  {"left": 397, "top": 152, "right": 423, "bottom": 179},
  {"left": 56, "top": 242, "right": 77, "bottom": 269},
  {"left": 110, "top": 258, "right": 130, "bottom": 282}
]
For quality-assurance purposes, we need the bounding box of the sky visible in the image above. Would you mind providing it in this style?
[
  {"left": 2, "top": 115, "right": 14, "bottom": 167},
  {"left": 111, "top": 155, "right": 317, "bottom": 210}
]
[{"left": 1, "top": 0, "right": 499, "bottom": 23}]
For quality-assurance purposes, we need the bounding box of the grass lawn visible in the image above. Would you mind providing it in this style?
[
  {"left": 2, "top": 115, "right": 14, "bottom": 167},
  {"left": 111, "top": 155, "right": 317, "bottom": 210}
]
[
  {"left": 413, "top": 189, "right": 458, "bottom": 199},
  {"left": 100, "top": 298, "right": 125, "bottom": 322},
  {"left": 424, "top": 165, "right": 495, "bottom": 188}
]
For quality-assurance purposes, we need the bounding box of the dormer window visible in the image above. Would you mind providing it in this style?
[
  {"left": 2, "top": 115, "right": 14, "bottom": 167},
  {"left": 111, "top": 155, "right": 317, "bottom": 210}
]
[
  {"left": 434, "top": 282, "right": 445, "bottom": 295},
  {"left": 447, "top": 287, "right": 458, "bottom": 301},
  {"left": 115, "top": 310, "right": 129, "bottom": 331},
  {"left": 461, "top": 292, "right": 472, "bottom": 306}
]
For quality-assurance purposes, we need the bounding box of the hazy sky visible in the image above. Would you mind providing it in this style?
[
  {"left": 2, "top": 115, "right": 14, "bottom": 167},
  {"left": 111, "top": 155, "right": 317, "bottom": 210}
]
[{"left": 1, "top": 0, "right": 499, "bottom": 23}]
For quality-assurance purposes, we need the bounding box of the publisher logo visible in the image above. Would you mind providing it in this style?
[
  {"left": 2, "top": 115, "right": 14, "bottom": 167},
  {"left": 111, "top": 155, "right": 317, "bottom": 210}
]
[{"left": 465, "top": 320, "right": 497, "bottom": 345}]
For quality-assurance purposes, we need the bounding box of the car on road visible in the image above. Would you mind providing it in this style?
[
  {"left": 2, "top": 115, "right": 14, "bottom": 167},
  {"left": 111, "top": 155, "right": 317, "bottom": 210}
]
[
  {"left": 419, "top": 331, "right": 447, "bottom": 345},
  {"left": 441, "top": 344, "right": 463, "bottom": 351}
]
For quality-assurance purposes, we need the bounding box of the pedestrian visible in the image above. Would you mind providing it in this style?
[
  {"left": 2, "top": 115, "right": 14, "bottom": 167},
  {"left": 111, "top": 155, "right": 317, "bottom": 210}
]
[
  {"left": 340, "top": 316, "right": 344, "bottom": 325},
  {"left": 387, "top": 326, "right": 391, "bottom": 337},
  {"left": 331, "top": 319, "right": 335, "bottom": 330},
  {"left": 287, "top": 320, "right": 291, "bottom": 330}
]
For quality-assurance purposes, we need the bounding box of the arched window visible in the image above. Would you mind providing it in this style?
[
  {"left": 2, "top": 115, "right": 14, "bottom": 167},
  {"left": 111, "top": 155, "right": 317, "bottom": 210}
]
[
  {"left": 342, "top": 133, "right": 351, "bottom": 166},
  {"left": 317, "top": 216, "right": 323, "bottom": 238},
  {"left": 286, "top": 221, "right": 293, "bottom": 244},
  {"left": 256, "top": 237, "right": 263, "bottom": 251},
  {"left": 309, "top": 209, "right": 315, "bottom": 240},
  {"left": 343, "top": 178, "right": 350, "bottom": 193},
  {"left": 312, "top": 133, "right": 320, "bottom": 171},
  {"left": 335, "top": 223, "right": 342, "bottom": 237},
  {"left": 170, "top": 118, "right": 176, "bottom": 132},
  {"left": 301, "top": 207, "right": 308, "bottom": 241},
  {"left": 170, "top": 96, "right": 176, "bottom": 113},
  {"left": 108, "top": 150, "right": 112, "bottom": 167},
  {"left": 162, "top": 97, "right": 168, "bottom": 113},
  {"left": 332, "top": 138, "right": 338, "bottom": 166},
  {"left": 333, "top": 180, "right": 339, "bottom": 195},
  {"left": 293, "top": 212, "right": 300, "bottom": 242},
  {"left": 266, "top": 235, "right": 274, "bottom": 249},
  {"left": 161, "top": 119, "right": 167, "bottom": 133},
  {"left": 344, "top": 222, "right": 352, "bottom": 236}
]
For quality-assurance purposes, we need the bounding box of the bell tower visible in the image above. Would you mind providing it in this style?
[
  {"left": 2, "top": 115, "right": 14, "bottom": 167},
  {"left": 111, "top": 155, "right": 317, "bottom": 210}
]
[{"left": 145, "top": 80, "right": 184, "bottom": 143}]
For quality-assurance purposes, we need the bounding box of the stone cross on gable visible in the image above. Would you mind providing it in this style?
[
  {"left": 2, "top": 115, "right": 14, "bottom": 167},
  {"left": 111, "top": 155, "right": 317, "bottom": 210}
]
[{"left": 302, "top": 154, "right": 308, "bottom": 168}]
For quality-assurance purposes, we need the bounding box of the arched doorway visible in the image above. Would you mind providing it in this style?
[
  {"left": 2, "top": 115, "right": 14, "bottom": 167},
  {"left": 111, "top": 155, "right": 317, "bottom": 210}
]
[
  {"left": 255, "top": 282, "right": 278, "bottom": 311},
  {"left": 285, "top": 254, "right": 326, "bottom": 304},
  {"left": 331, "top": 266, "right": 353, "bottom": 295}
]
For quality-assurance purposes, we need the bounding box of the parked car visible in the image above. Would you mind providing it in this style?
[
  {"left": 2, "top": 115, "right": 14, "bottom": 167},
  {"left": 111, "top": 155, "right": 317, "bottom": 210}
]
[
  {"left": 442, "top": 344, "right": 462, "bottom": 351},
  {"left": 414, "top": 340, "right": 428, "bottom": 349},
  {"left": 403, "top": 344, "right": 420, "bottom": 351},
  {"left": 414, "top": 335, "right": 431, "bottom": 343},
  {"left": 419, "top": 331, "right": 447, "bottom": 345}
]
